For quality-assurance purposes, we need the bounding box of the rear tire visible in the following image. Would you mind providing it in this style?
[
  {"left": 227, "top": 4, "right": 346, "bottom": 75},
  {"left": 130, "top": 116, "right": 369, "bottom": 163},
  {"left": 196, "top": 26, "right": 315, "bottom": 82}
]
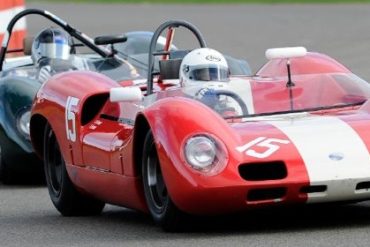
[
  {"left": 44, "top": 123, "right": 105, "bottom": 216},
  {"left": 142, "top": 130, "right": 184, "bottom": 231}
]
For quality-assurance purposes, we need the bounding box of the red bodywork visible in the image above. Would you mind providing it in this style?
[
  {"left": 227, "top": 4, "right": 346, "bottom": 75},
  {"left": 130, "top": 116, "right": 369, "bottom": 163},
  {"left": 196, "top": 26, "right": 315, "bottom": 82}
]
[{"left": 30, "top": 52, "right": 370, "bottom": 215}]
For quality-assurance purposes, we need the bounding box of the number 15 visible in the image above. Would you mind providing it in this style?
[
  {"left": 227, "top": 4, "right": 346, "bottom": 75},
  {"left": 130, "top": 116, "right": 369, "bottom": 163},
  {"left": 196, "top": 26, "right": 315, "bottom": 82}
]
[{"left": 236, "top": 137, "right": 290, "bottom": 159}]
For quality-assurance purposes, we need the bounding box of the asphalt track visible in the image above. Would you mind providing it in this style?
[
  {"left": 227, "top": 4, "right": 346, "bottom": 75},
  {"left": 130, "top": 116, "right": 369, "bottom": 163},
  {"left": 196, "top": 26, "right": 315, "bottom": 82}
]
[
  {"left": 2, "top": 2, "right": 370, "bottom": 247},
  {"left": 24, "top": 3, "right": 370, "bottom": 79}
]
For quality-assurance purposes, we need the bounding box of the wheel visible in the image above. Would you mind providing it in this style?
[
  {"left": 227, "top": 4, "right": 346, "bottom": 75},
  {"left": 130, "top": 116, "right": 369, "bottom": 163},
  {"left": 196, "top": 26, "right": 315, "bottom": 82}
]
[
  {"left": 44, "top": 123, "right": 105, "bottom": 216},
  {"left": 142, "top": 130, "right": 184, "bottom": 231}
]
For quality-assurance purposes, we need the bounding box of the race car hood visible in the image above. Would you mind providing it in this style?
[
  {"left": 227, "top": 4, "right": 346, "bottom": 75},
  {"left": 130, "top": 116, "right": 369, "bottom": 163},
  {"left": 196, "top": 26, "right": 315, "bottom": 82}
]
[{"left": 230, "top": 110, "right": 370, "bottom": 203}]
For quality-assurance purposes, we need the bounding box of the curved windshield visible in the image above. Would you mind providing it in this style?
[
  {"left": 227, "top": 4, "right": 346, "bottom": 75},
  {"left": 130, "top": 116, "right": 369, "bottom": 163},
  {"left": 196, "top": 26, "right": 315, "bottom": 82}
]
[
  {"left": 181, "top": 73, "right": 370, "bottom": 119},
  {"left": 252, "top": 73, "right": 369, "bottom": 115}
]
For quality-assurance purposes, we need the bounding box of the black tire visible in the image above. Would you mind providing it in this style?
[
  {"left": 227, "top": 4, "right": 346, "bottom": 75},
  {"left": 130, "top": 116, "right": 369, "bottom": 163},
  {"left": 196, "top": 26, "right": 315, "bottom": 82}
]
[
  {"left": 44, "top": 123, "right": 105, "bottom": 216},
  {"left": 142, "top": 130, "right": 184, "bottom": 231}
]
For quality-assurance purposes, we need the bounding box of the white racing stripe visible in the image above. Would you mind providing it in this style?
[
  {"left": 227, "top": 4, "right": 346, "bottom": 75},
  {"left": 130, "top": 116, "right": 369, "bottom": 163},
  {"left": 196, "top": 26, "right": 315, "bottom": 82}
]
[
  {"left": 0, "top": 6, "right": 26, "bottom": 33},
  {"left": 268, "top": 115, "right": 370, "bottom": 203}
]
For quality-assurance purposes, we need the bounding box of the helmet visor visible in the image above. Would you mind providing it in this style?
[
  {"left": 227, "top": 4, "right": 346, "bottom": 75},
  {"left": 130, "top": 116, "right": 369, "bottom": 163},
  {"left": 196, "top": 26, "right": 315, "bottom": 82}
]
[
  {"left": 38, "top": 43, "right": 70, "bottom": 60},
  {"left": 188, "top": 65, "right": 229, "bottom": 82}
]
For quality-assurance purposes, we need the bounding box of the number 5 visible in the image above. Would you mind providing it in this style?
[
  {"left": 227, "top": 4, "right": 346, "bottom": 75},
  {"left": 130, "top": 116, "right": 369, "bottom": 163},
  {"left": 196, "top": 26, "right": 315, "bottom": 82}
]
[
  {"left": 236, "top": 137, "right": 289, "bottom": 159},
  {"left": 65, "top": 96, "right": 79, "bottom": 142}
]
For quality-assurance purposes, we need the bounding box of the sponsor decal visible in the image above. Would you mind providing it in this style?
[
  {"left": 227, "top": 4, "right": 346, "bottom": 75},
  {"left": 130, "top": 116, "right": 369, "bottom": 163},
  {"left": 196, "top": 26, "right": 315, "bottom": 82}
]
[
  {"left": 328, "top": 152, "right": 344, "bottom": 161},
  {"left": 205, "top": 55, "right": 221, "bottom": 62}
]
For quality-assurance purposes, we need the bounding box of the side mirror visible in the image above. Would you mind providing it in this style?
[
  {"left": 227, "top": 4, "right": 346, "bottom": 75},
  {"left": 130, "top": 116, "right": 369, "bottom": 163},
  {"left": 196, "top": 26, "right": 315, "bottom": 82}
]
[
  {"left": 94, "top": 35, "right": 127, "bottom": 45},
  {"left": 110, "top": 87, "right": 143, "bottom": 103},
  {"left": 265, "top": 47, "right": 307, "bottom": 60}
]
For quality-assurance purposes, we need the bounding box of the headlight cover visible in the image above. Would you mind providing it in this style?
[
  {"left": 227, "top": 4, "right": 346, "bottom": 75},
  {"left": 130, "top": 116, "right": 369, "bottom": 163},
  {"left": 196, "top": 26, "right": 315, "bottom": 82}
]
[
  {"left": 184, "top": 134, "right": 228, "bottom": 175},
  {"left": 17, "top": 110, "right": 31, "bottom": 139}
]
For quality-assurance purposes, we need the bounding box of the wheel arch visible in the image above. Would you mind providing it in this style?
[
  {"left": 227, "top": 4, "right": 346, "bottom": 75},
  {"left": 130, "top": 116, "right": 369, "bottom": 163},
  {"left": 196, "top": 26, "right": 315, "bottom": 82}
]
[
  {"left": 30, "top": 113, "right": 49, "bottom": 159},
  {"left": 132, "top": 113, "right": 151, "bottom": 177},
  {"left": 135, "top": 97, "right": 239, "bottom": 213},
  {"left": 0, "top": 76, "right": 40, "bottom": 152},
  {"left": 30, "top": 71, "right": 118, "bottom": 161}
]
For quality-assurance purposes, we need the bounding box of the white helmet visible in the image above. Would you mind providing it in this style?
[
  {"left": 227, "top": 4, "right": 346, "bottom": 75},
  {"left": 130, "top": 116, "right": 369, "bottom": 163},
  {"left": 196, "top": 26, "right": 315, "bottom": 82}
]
[
  {"left": 31, "top": 27, "right": 72, "bottom": 64},
  {"left": 180, "top": 48, "right": 229, "bottom": 87}
]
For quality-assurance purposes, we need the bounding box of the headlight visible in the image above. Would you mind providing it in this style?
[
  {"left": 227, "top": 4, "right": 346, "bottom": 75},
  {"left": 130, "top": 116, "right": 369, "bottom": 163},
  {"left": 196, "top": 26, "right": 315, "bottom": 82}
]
[
  {"left": 184, "top": 134, "right": 228, "bottom": 175},
  {"left": 17, "top": 110, "right": 31, "bottom": 139}
]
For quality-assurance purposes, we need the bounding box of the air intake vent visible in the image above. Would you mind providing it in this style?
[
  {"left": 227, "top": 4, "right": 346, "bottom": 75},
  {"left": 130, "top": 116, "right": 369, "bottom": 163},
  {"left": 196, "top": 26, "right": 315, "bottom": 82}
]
[
  {"left": 239, "top": 161, "right": 287, "bottom": 181},
  {"left": 300, "top": 185, "right": 327, "bottom": 194},
  {"left": 356, "top": 181, "right": 370, "bottom": 191},
  {"left": 247, "top": 187, "right": 286, "bottom": 202}
]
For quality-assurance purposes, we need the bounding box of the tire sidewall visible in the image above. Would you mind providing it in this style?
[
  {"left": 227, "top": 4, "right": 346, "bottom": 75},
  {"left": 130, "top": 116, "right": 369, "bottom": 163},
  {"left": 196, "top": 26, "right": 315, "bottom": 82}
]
[
  {"left": 44, "top": 124, "right": 62, "bottom": 208},
  {"left": 43, "top": 123, "right": 104, "bottom": 216},
  {"left": 43, "top": 124, "right": 75, "bottom": 213},
  {"left": 142, "top": 131, "right": 165, "bottom": 221},
  {"left": 142, "top": 130, "right": 181, "bottom": 228}
]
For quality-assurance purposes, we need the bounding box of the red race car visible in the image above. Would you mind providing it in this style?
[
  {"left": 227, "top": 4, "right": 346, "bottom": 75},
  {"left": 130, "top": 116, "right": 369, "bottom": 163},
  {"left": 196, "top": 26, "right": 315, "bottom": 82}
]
[{"left": 30, "top": 20, "right": 370, "bottom": 231}]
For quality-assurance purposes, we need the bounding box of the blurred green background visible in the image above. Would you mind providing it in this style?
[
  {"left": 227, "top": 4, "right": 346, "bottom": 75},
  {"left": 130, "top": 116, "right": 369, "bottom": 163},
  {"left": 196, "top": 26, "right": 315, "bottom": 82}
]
[{"left": 26, "top": 0, "right": 370, "bottom": 3}]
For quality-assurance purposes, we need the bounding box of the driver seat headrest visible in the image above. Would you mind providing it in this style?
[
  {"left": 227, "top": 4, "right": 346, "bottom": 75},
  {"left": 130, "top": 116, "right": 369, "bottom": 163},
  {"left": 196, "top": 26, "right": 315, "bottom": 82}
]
[
  {"left": 159, "top": 59, "right": 182, "bottom": 80},
  {"left": 159, "top": 50, "right": 190, "bottom": 80},
  {"left": 23, "top": 36, "right": 34, "bottom": 56}
]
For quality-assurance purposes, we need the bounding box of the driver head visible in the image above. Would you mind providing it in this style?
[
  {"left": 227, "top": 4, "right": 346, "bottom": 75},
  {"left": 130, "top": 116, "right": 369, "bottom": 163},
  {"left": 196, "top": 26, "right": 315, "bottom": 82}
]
[
  {"left": 31, "top": 27, "right": 72, "bottom": 64},
  {"left": 179, "top": 48, "right": 229, "bottom": 87}
]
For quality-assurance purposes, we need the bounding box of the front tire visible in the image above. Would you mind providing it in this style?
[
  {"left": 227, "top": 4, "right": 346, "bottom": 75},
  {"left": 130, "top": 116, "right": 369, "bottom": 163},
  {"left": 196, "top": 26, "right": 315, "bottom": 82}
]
[
  {"left": 142, "top": 130, "right": 184, "bottom": 231},
  {"left": 44, "top": 123, "right": 105, "bottom": 216}
]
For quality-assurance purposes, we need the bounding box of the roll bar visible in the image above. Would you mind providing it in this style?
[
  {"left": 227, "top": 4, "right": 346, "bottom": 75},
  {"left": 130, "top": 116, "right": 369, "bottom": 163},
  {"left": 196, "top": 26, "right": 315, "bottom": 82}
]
[
  {"left": 0, "top": 8, "right": 110, "bottom": 71},
  {"left": 146, "top": 20, "right": 207, "bottom": 95}
]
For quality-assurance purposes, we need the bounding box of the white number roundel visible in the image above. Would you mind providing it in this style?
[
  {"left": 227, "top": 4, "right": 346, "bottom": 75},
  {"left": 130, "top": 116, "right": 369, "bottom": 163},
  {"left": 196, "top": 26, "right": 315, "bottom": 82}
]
[{"left": 65, "top": 96, "right": 79, "bottom": 142}]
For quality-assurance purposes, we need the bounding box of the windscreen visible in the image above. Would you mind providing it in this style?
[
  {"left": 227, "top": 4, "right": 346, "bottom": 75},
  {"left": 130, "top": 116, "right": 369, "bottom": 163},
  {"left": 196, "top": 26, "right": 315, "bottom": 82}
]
[
  {"left": 249, "top": 73, "right": 370, "bottom": 116},
  {"left": 178, "top": 73, "right": 370, "bottom": 119}
]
